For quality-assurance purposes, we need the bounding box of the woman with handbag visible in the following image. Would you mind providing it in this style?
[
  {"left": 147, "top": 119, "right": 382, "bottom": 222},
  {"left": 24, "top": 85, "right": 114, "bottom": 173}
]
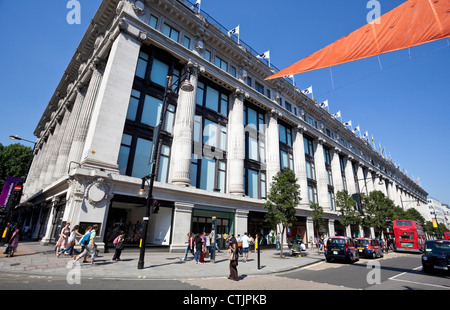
[
  {"left": 228, "top": 234, "right": 239, "bottom": 281},
  {"left": 58, "top": 225, "right": 82, "bottom": 257},
  {"left": 112, "top": 232, "right": 126, "bottom": 261}
]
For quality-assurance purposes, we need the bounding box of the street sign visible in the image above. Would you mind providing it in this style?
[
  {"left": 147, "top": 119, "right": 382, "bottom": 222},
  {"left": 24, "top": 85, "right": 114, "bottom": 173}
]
[{"left": 14, "top": 185, "right": 21, "bottom": 192}]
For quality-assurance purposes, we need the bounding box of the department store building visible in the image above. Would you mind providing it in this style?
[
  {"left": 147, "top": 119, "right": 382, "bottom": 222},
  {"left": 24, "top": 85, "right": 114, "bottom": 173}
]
[{"left": 20, "top": 0, "right": 427, "bottom": 252}]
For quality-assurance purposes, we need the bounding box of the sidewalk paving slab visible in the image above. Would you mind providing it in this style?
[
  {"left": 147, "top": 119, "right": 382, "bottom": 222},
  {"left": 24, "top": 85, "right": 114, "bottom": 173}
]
[{"left": 0, "top": 241, "right": 326, "bottom": 280}]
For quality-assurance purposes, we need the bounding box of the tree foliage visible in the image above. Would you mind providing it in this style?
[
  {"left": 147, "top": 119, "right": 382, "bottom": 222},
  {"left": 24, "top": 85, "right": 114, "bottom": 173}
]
[
  {"left": 361, "top": 190, "right": 399, "bottom": 231},
  {"left": 0, "top": 143, "right": 33, "bottom": 190},
  {"left": 309, "top": 202, "right": 324, "bottom": 238},
  {"left": 336, "top": 190, "right": 361, "bottom": 227},
  {"left": 264, "top": 169, "right": 301, "bottom": 257}
]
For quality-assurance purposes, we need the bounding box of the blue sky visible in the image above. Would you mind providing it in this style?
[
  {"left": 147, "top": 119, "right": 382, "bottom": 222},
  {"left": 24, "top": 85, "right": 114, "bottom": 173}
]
[{"left": 0, "top": 0, "right": 449, "bottom": 205}]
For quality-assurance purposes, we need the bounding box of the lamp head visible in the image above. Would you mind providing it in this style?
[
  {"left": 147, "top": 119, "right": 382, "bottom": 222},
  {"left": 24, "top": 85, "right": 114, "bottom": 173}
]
[{"left": 179, "top": 70, "right": 194, "bottom": 92}]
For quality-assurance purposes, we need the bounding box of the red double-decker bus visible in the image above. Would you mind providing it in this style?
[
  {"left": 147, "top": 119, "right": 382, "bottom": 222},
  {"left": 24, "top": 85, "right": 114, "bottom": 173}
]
[
  {"left": 393, "top": 220, "right": 425, "bottom": 253},
  {"left": 444, "top": 232, "right": 450, "bottom": 241}
]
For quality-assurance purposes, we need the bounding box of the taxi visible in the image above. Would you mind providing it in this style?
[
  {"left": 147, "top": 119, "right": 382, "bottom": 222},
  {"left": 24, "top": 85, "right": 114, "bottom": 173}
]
[
  {"left": 325, "top": 236, "right": 359, "bottom": 264},
  {"left": 355, "top": 238, "right": 384, "bottom": 259}
]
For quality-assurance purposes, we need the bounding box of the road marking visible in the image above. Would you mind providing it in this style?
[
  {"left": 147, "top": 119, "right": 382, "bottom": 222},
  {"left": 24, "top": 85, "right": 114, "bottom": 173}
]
[{"left": 388, "top": 266, "right": 450, "bottom": 290}]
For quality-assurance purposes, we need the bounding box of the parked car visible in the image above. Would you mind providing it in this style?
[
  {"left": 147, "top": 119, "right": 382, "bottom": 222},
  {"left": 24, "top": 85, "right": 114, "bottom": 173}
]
[
  {"left": 355, "top": 238, "right": 384, "bottom": 259},
  {"left": 325, "top": 236, "right": 359, "bottom": 263},
  {"left": 422, "top": 240, "right": 450, "bottom": 274}
]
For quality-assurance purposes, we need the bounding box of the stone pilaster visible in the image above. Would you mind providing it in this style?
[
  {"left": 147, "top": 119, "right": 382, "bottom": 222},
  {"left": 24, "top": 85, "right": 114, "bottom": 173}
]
[{"left": 81, "top": 32, "right": 141, "bottom": 172}]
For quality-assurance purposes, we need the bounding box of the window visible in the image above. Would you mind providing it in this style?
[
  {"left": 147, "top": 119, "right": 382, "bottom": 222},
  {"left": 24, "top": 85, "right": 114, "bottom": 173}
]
[
  {"left": 215, "top": 56, "right": 228, "bottom": 72},
  {"left": 306, "top": 161, "right": 316, "bottom": 180},
  {"left": 135, "top": 52, "right": 149, "bottom": 79},
  {"left": 245, "top": 168, "right": 266, "bottom": 199},
  {"left": 279, "top": 124, "right": 292, "bottom": 146},
  {"left": 119, "top": 46, "right": 181, "bottom": 183},
  {"left": 307, "top": 116, "right": 317, "bottom": 128},
  {"left": 157, "top": 145, "right": 171, "bottom": 183},
  {"left": 150, "top": 59, "right": 170, "bottom": 87},
  {"left": 149, "top": 15, "right": 158, "bottom": 28},
  {"left": 308, "top": 185, "right": 318, "bottom": 203},
  {"left": 231, "top": 66, "right": 237, "bottom": 78},
  {"left": 246, "top": 76, "right": 252, "bottom": 87},
  {"left": 196, "top": 81, "right": 229, "bottom": 116},
  {"left": 285, "top": 102, "right": 292, "bottom": 113},
  {"left": 255, "top": 81, "right": 264, "bottom": 94},
  {"left": 204, "top": 49, "right": 211, "bottom": 62},
  {"left": 280, "top": 150, "right": 294, "bottom": 170},
  {"left": 183, "top": 36, "right": 191, "bottom": 49},
  {"left": 191, "top": 78, "right": 229, "bottom": 193},
  {"left": 328, "top": 190, "right": 336, "bottom": 211},
  {"left": 244, "top": 105, "right": 266, "bottom": 163},
  {"left": 162, "top": 23, "right": 179, "bottom": 42},
  {"left": 304, "top": 137, "right": 315, "bottom": 156},
  {"left": 118, "top": 134, "right": 132, "bottom": 175}
]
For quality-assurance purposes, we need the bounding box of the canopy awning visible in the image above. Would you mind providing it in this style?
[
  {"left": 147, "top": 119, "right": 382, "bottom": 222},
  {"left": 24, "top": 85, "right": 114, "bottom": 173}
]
[{"left": 266, "top": 0, "right": 450, "bottom": 80}]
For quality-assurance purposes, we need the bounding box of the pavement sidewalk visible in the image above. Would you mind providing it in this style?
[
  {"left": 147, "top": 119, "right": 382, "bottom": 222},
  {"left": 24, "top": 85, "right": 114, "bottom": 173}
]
[{"left": 0, "top": 241, "right": 325, "bottom": 280}]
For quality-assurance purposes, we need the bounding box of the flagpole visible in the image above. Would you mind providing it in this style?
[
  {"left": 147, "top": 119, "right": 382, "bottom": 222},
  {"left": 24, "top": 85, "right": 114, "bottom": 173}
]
[{"left": 238, "top": 24, "right": 240, "bottom": 44}]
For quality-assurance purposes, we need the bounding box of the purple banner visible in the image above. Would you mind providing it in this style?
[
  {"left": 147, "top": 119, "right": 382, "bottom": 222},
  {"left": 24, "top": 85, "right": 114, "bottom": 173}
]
[{"left": 0, "top": 176, "right": 22, "bottom": 207}]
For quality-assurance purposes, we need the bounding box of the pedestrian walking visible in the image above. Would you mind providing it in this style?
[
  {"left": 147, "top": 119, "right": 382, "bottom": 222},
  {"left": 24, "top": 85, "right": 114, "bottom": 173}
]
[
  {"left": 228, "top": 235, "right": 239, "bottom": 281},
  {"left": 74, "top": 226, "right": 93, "bottom": 263},
  {"left": 112, "top": 232, "right": 126, "bottom": 261},
  {"left": 183, "top": 232, "right": 195, "bottom": 261},
  {"left": 8, "top": 225, "right": 20, "bottom": 257},
  {"left": 2, "top": 222, "right": 14, "bottom": 254},
  {"left": 276, "top": 233, "right": 281, "bottom": 252},
  {"left": 56, "top": 222, "right": 71, "bottom": 255},
  {"left": 194, "top": 233, "right": 203, "bottom": 264},
  {"left": 241, "top": 232, "right": 250, "bottom": 262},
  {"left": 58, "top": 225, "right": 82, "bottom": 257}
]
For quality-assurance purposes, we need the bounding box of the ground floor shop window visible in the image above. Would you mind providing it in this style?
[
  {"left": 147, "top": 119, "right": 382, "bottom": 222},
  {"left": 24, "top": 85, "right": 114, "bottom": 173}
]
[
  {"left": 191, "top": 207, "right": 234, "bottom": 249},
  {"left": 106, "top": 197, "right": 173, "bottom": 247}
]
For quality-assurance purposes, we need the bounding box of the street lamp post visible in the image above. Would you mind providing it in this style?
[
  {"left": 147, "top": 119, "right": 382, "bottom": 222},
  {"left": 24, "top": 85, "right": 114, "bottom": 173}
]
[{"left": 136, "top": 70, "right": 194, "bottom": 270}]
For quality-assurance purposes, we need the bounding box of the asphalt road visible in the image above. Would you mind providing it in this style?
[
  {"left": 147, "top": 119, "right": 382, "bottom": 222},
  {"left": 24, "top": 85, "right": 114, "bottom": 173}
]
[
  {"left": 0, "top": 252, "right": 447, "bottom": 292},
  {"left": 276, "top": 252, "right": 450, "bottom": 290}
]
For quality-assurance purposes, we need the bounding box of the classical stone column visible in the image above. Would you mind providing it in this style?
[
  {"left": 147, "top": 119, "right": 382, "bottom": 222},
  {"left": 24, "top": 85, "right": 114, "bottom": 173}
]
[
  {"left": 366, "top": 169, "right": 375, "bottom": 193},
  {"left": 265, "top": 110, "right": 280, "bottom": 189},
  {"left": 344, "top": 156, "right": 357, "bottom": 196},
  {"left": 67, "top": 60, "right": 104, "bottom": 170},
  {"left": 46, "top": 104, "right": 71, "bottom": 184},
  {"left": 314, "top": 138, "right": 330, "bottom": 210},
  {"left": 81, "top": 32, "right": 141, "bottom": 171},
  {"left": 330, "top": 148, "right": 344, "bottom": 193},
  {"left": 226, "top": 88, "right": 245, "bottom": 195},
  {"left": 169, "top": 65, "right": 199, "bottom": 186},
  {"left": 55, "top": 85, "right": 86, "bottom": 178},
  {"left": 292, "top": 126, "right": 308, "bottom": 207},
  {"left": 38, "top": 126, "right": 56, "bottom": 188},
  {"left": 40, "top": 197, "right": 60, "bottom": 245}
]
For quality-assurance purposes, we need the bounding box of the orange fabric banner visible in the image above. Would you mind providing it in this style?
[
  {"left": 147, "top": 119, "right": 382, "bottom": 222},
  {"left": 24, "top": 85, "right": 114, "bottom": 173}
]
[{"left": 266, "top": 0, "right": 450, "bottom": 80}]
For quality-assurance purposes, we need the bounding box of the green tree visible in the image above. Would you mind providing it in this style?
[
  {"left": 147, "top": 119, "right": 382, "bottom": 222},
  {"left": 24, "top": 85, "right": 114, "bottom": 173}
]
[
  {"left": 336, "top": 190, "right": 361, "bottom": 228},
  {"left": 361, "top": 190, "right": 396, "bottom": 232},
  {"left": 310, "top": 202, "right": 324, "bottom": 240},
  {"left": 0, "top": 143, "right": 33, "bottom": 190},
  {"left": 264, "top": 169, "right": 301, "bottom": 258}
]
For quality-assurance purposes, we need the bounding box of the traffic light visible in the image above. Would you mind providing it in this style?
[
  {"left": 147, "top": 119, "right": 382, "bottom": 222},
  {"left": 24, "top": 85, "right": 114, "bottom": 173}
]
[{"left": 152, "top": 200, "right": 160, "bottom": 214}]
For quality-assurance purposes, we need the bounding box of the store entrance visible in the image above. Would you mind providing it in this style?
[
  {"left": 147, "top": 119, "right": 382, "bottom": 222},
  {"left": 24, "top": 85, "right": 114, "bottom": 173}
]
[{"left": 191, "top": 207, "right": 234, "bottom": 250}]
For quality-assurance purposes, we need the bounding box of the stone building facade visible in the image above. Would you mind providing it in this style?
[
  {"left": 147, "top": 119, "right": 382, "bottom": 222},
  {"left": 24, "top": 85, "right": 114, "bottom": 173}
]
[{"left": 21, "top": 0, "right": 427, "bottom": 251}]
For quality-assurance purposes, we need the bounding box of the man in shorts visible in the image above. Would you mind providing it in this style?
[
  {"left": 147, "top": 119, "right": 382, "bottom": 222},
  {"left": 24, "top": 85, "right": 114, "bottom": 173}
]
[{"left": 241, "top": 232, "right": 250, "bottom": 262}]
